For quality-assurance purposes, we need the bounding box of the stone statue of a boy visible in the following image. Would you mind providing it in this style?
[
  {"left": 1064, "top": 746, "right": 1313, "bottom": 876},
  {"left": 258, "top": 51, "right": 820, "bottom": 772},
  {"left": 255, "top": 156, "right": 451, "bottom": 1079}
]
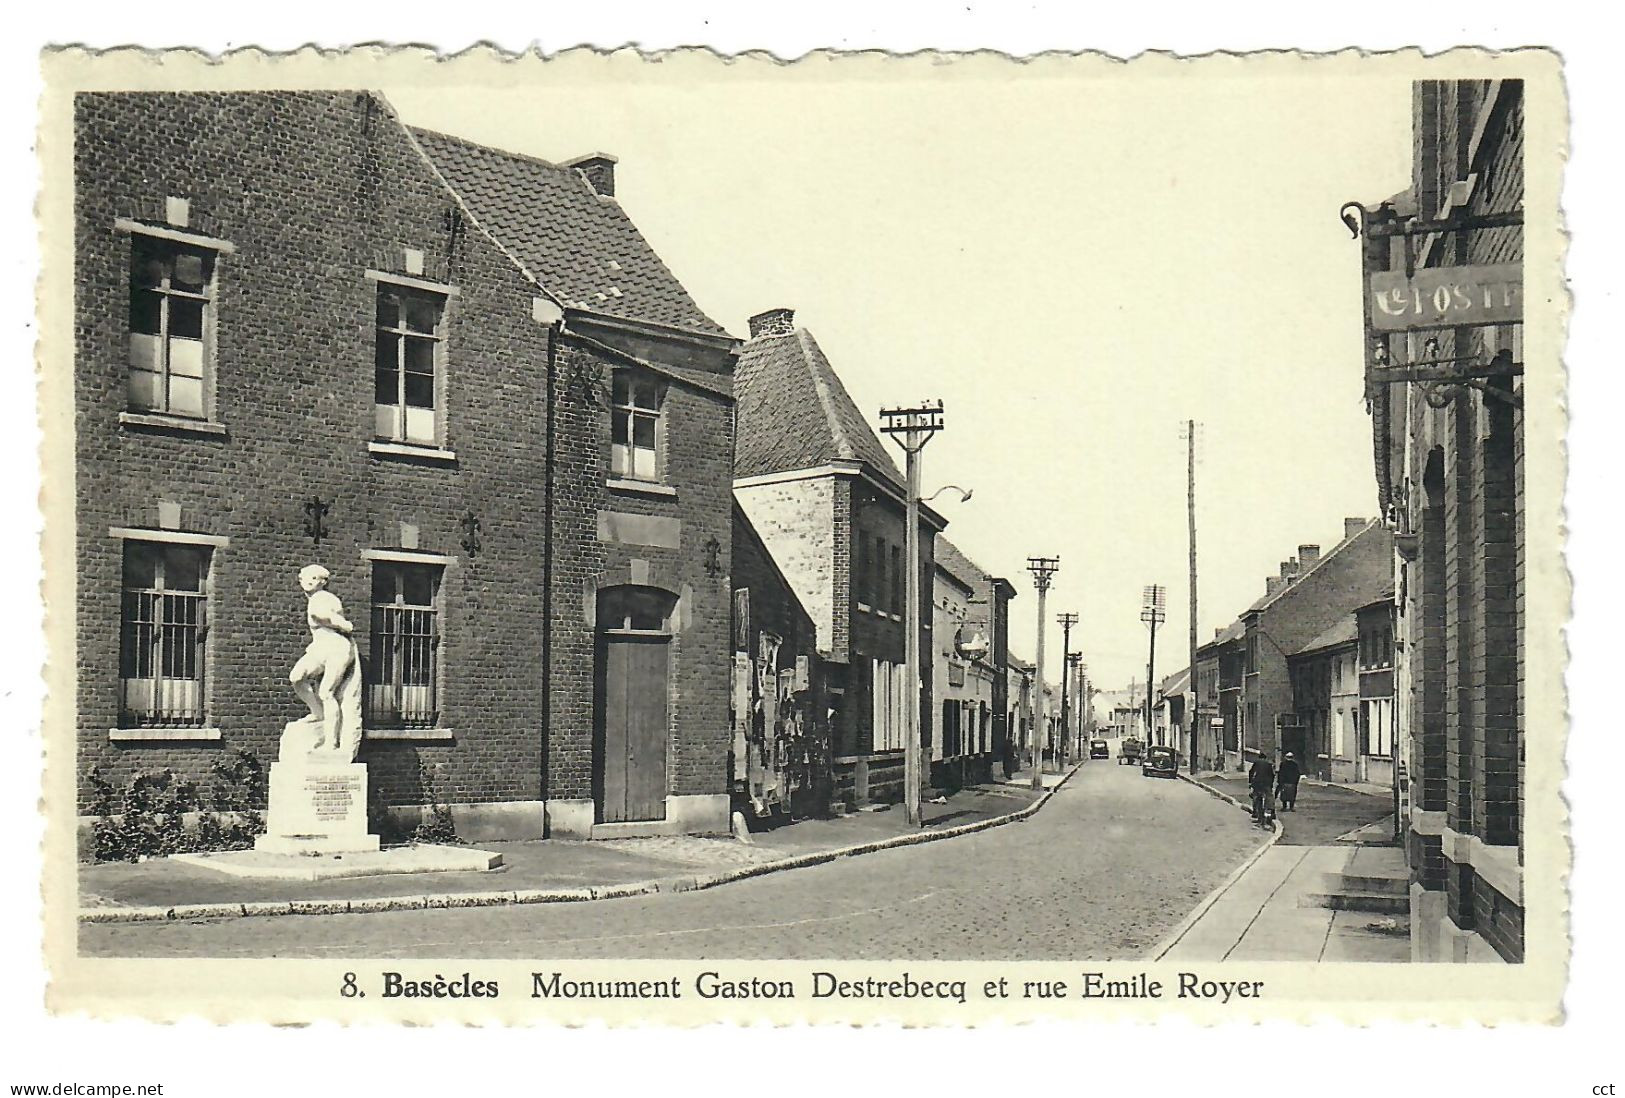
[{"left": 284, "top": 564, "right": 364, "bottom": 762}]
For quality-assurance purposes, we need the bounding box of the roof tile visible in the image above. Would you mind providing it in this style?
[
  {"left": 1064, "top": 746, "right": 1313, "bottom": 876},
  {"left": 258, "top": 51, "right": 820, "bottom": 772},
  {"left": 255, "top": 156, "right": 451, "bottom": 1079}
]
[{"left": 410, "top": 127, "right": 727, "bottom": 338}]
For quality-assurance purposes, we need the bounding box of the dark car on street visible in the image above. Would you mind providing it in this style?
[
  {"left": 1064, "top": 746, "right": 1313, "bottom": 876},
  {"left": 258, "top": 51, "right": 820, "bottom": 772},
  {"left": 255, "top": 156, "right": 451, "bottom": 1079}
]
[
  {"left": 1142, "top": 744, "right": 1179, "bottom": 778},
  {"left": 1117, "top": 737, "right": 1144, "bottom": 765},
  {"left": 1088, "top": 738, "right": 1110, "bottom": 760}
]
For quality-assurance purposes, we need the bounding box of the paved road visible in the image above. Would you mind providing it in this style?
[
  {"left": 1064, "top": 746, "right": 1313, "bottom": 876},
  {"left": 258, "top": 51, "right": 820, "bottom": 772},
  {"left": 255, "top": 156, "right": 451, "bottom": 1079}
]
[
  {"left": 1201, "top": 776, "right": 1394, "bottom": 845},
  {"left": 80, "top": 764, "right": 1262, "bottom": 961}
]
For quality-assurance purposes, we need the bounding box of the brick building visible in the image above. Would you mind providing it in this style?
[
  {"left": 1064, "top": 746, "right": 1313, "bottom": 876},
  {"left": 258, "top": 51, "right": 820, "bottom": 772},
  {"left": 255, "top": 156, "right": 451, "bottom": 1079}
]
[
  {"left": 1233, "top": 519, "right": 1394, "bottom": 769},
  {"left": 74, "top": 91, "right": 737, "bottom": 842},
  {"left": 931, "top": 537, "right": 1015, "bottom": 788},
  {"left": 730, "top": 503, "right": 829, "bottom": 819},
  {"left": 1195, "top": 619, "right": 1244, "bottom": 771},
  {"left": 732, "top": 308, "right": 945, "bottom": 807},
  {"left": 1286, "top": 618, "right": 1359, "bottom": 784},
  {"left": 1358, "top": 79, "right": 1526, "bottom": 962}
]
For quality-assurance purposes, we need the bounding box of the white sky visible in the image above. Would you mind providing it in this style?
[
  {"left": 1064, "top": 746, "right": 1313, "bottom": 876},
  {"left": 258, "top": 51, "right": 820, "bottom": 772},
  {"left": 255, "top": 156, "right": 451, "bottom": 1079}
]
[{"left": 387, "top": 65, "right": 1412, "bottom": 691}]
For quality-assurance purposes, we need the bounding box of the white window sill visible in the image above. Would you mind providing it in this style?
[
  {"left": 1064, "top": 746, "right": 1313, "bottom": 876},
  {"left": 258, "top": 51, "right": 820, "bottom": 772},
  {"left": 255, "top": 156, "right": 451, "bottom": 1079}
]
[
  {"left": 364, "top": 728, "right": 454, "bottom": 742},
  {"left": 857, "top": 602, "right": 872, "bottom": 614},
  {"left": 109, "top": 727, "right": 222, "bottom": 742},
  {"left": 369, "top": 440, "right": 457, "bottom": 465},
  {"left": 606, "top": 477, "right": 677, "bottom": 498},
  {"left": 119, "top": 412, "right": 228, "bottom": 439}
]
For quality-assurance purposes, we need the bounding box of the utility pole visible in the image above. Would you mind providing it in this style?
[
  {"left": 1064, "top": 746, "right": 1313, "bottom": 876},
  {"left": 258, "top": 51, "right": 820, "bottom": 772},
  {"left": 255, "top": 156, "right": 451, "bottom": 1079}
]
[
  {"left": 1026, "top": 557, "right": 1059, "bottom": 791},
  {"left": 880, "top": 400, "right": 944, "bottom": 829},
  {"left": 1141, "top": 585, "right": 1166, "bottom": 744},
  {"left": 1067, "top": 651, "right": 1084, "bottom": 760},
  {"left": 1182, "top": 419, "right": 1200, "bottom": 773},
  {"left": 1056, "top": 612, "right": 1077, "bottom": 771}
]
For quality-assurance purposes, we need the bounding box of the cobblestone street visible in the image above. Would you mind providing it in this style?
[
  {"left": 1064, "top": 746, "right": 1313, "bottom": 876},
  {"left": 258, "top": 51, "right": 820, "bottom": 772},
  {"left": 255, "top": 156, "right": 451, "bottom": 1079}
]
[{"left": 81, "top": 764, "right": 1260, "bottom": 960}]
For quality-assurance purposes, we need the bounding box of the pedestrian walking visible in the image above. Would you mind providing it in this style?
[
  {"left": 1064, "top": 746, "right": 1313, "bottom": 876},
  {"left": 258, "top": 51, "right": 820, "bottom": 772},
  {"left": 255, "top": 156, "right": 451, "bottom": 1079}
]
[
  {"left": 1247, "top": 753, "right": 1276, "bottom": 825},
  {"left": 1276, "top": 751, "right": 1301, "bottom": 812}
]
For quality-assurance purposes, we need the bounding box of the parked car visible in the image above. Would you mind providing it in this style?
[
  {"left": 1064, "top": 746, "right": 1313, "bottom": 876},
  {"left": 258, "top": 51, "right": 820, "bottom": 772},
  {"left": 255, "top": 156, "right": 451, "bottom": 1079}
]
[
  {"left": 1117, "top": 737, "right": 1144, "bottom": 765},
  {"left": 1142, "top": 744, "right": 1179, "bottom": 778},
  {"left": 1088, "top": 738, "right": 1110, "bottom": 760}
]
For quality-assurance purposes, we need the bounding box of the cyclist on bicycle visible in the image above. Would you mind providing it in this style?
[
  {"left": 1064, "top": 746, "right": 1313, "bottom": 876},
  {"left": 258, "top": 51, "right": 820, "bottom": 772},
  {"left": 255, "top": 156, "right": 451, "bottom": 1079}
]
[{"left": 1248, "top": 754, "right": 1277, "bottom": 824}]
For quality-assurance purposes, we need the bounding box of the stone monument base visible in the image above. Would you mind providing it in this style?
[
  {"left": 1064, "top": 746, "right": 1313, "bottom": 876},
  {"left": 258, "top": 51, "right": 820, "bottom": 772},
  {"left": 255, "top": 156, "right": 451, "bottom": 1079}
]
[{"left": 254, "top": 761, "right": 380, "bottom": 855}]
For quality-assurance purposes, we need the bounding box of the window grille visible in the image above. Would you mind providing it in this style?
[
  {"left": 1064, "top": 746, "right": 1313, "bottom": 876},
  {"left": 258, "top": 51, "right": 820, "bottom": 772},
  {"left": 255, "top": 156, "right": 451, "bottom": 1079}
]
[
  {"left": 366, "top": 562, "right": 441, "bottom": 729},
  {"left": 119, "top": 542, "right": 209, "bottom": 727}
]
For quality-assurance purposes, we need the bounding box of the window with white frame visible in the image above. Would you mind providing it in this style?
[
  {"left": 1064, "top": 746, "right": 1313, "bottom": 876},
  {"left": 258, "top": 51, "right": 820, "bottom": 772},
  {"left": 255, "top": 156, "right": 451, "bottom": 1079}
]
[
  {"left": 1363, "top": 698, "right": 1394, "bottom": 758},
  {"left": 611, "top": 371, "right": 662, "bottom": 480},
  {"left": 119, "top": 541, "right": 210, "bottom": 727},
  {"left": 374, "top": 286, "right": 446, "bottom": 446},
  {"left": 871, "top": 658, "right": 906, "bottom": 752},
  {"left": 366, "top": 561, "right": 442, "bottom": 729},
  {"left": 128, "top": 234, "right": 215, "bottom": 418}
]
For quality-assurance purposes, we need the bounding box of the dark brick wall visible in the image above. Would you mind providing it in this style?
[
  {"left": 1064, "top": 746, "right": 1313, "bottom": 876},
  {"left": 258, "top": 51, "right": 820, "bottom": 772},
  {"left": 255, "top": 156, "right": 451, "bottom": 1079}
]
[
  {"left": 75, "top": 92, "right": 554, "bottom": 811},
  {"left": 1241, "top": 524, "right": 1393, "bottom": 760},
  {"left": 544, "top": 339, "right": 735, "bottom": 806},
  {"left": 841, "top": 477, "right": 936, "bottom": 763},
  {"left": 74, "top": 92, "right": 736, "bottom": 824},
  {"left": 1403, "top": 79, "right": 1525, "bottom": 952}
]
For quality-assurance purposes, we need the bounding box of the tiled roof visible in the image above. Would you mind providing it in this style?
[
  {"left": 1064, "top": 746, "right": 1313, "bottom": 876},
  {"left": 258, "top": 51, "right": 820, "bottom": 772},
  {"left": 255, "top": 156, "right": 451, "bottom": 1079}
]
[
  {"left": 1199, "top": 618, "right": 1245, "bottom": 654},
  {"left": 935, "top": 537, "right": 989, "bottom": 591},
  {"left": 734, "top": 327, "right": 905, "bottom": 488},
  {"left": 1295, "top": 616, "right": 1358, "bottom": 657},
  {"left": 410, "top": 127, "right": 728, "bottom": 339},
  {"left": 1160, "top": 668, "right": 1191, "bottom": 696},
  {"left": 1246, "top": 519, "right": 1380, "bottom": 614}
]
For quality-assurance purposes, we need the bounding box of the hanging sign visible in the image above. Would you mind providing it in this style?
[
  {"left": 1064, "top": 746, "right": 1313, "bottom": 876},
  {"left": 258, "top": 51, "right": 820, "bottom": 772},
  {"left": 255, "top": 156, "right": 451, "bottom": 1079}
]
[{"left": 1368, "top": 262, "right": 1521, "bottom": 332}]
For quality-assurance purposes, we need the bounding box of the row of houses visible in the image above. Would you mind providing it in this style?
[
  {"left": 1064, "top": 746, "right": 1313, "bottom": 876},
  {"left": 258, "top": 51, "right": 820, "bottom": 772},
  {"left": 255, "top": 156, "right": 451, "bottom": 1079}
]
[
  {"left": 74, "top": 90, "right": 1058, "bottom": 844},
  {"left": 1157, "top": 518, "right": 1396, "bottom": 780},
  {"left": 1153, "top": 78, "right": 1527, "bottom": 965}
]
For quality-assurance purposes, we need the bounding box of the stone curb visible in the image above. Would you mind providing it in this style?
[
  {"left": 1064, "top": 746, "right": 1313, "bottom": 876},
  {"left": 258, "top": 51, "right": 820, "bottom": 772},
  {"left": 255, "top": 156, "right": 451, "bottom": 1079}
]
[
  {"left": 1142, "top": 773, "right": 1283, "bottom": 961},
  {"left": 79, "top": 764, "right": 1084, "bottom": 925}
]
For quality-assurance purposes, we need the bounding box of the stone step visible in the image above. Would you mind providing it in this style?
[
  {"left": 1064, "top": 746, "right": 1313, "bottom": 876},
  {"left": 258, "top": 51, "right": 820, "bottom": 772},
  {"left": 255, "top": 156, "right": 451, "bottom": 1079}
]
[
  {"left": 1318, "top": 871, "right": 1408, "bottom": 896},
  {"left": 1299, "top": 890, "right": 1410, "bottom": 915}
]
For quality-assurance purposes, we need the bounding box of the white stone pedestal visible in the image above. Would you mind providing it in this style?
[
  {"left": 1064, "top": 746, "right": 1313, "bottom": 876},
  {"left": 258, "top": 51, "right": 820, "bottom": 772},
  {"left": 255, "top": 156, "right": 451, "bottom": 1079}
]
[{"left": 254, "top": 761, "right": 381, "bottom": 855}]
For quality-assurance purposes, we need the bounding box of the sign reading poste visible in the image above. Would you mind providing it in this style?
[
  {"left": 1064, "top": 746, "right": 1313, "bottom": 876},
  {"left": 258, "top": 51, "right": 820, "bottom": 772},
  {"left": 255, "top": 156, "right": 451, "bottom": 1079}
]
[{"left": 1368, "top": 262, "right": 1522, "bottom": 332}]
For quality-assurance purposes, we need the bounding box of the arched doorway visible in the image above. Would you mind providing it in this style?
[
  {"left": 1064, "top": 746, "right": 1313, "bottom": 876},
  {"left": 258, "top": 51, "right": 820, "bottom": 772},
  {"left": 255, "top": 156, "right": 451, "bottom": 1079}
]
[{"left": 595, "top": 585, "right": 677, "bottom": 823}]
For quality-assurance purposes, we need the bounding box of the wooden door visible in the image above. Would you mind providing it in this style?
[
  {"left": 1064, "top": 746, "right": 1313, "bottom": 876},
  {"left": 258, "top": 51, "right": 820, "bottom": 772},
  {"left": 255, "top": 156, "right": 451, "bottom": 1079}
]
[{"left": 598, "top": 633, "right": 669, "bottom": 823}]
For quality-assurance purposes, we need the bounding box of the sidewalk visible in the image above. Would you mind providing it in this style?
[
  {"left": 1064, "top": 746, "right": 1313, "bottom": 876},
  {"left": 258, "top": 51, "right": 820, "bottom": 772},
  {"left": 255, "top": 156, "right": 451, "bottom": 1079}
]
[
  {"left": 80, "top": 770, "right": 1065, "bottom": 921},
  {"left": 1198, "top": 775, "right": 1396, "bottom": 846},
  {"left": 1152, "top": 844, "right": 1410, "bottom": 963}
]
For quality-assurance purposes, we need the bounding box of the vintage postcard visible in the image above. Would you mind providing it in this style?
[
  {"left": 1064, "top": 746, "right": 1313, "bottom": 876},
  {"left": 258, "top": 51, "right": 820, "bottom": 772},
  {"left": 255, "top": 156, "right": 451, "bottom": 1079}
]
[{"left": 36, "top": 44, "right": 1567, "bottom": 1025}]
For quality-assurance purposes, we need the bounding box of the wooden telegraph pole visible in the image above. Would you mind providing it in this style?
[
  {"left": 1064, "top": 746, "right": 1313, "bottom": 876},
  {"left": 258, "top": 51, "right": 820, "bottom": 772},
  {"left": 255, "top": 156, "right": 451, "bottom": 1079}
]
[
  {"left": 880, "top": 401, "right": 944, "bottom": 829},
  {"left": 1183, "top": 419, "right": 1200, "bottom": 773},
  {"left": 1026, "top": 558, "right": 1059, "bottom": 790}
]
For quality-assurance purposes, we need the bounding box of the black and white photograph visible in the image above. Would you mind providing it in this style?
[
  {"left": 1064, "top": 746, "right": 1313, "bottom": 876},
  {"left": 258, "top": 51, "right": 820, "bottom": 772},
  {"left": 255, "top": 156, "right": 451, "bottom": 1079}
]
[{"left": 25, "top": 39, "right": 1577, "bottom": 1042}]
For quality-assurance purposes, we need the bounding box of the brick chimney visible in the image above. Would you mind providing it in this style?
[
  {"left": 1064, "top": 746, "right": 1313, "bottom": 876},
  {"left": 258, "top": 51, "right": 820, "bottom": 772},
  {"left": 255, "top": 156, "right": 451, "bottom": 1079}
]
[
  {"left": 1265, "top": 576, "right": 1284, "bottom": 596},
  {"left": 565, "top": 152, "right": 617, "bottom": 197},
  {"left": 748, "top": 307, "right": 797, "bottom": 339},
  {"left": 1298, "top": 544, "right": 1321, "bottom": 566},
  {"left": 1344, "top": 516, "right": 1368, "bottom": 541},
  {"left": 1279, "top": 558, "right": 1299, "bottom": 581}
]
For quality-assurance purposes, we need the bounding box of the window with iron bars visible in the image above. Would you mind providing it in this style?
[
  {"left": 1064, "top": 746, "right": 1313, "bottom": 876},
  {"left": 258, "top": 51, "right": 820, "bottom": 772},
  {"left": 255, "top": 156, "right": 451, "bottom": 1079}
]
[
  {"left": 366, "top": 561, "right": 442, "bottom": 729},
  {"left": 119, "top": 542, "right": 210, "bottom": 727}
]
